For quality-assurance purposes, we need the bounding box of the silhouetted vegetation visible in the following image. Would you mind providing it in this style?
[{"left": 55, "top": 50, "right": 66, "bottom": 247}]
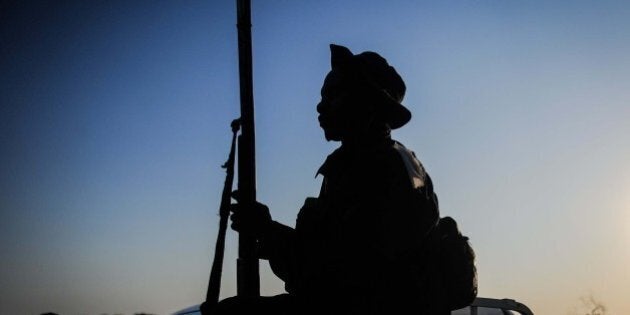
[
  {"left": 569, "top": 294, "right": 607, "bottom": 315},
  {"left": 581, "top": 295, "right": 607, "bottom": 315}
]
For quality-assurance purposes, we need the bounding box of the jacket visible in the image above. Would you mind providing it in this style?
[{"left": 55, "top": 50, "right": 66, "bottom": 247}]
[{"left": 259, "top": 137, "right": 441, "bottom": 314}]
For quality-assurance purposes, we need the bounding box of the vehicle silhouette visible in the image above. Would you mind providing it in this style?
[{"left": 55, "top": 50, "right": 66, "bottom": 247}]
[{"left": 172, "top": 297, "right": 534, "bottom": 315}]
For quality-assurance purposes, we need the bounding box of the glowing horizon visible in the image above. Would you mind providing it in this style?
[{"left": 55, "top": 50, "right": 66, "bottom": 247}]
[{"left": 1, "top": 1, "right": 629, "bottom": 314}]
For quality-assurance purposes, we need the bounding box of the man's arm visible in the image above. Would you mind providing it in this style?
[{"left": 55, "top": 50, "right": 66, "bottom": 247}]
[
  {"left": 258, "top": 220, "right": 296, "bottom": 287},
  {"left": 230, "top": 201, "right": 297, "bottom": 289}
]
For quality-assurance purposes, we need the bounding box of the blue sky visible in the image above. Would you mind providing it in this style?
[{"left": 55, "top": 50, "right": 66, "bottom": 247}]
[{"left": 1, "top": 1, "right": 629, "bottom": 314}]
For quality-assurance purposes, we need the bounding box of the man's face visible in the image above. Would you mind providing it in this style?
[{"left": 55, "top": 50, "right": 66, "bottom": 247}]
[{"left": 317, "top": 70, "right": 357, "bottom": 141}]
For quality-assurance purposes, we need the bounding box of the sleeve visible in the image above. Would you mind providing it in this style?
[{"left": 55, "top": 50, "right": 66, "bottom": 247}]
[
  {"left": 257, "top": 220, "right": 297, "bottom": 287},
  {"left": 257, "top": 196, "right": 320, "bottom": 292}
]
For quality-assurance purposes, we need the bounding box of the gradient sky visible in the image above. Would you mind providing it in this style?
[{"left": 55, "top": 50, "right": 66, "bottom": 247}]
[{"left": 1, "top": 1, "right": 629, "bottom": 314}]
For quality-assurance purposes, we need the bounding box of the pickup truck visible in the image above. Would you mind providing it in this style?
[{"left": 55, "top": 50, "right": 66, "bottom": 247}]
[{"left": 172, "top": 297, "right": 534, "bottom": 315}]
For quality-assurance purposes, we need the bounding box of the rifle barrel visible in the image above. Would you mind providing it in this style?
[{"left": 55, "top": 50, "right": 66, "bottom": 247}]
[{"left": 235, "top": 0, "right": 260, "bottom": 297}]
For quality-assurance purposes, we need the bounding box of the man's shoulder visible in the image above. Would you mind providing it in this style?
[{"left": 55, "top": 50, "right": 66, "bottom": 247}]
[
  {"left": 389, "top": 141, "right": 428, "bottom": 190},
  {"left": 315, "top": 140, "right": 429, "bottom": 188},
  {"left": 316, "top": 142, "right": 400, "bottom": 176},
  {"left": 316, "top": 146, "right": 345, "bottom": 177}
]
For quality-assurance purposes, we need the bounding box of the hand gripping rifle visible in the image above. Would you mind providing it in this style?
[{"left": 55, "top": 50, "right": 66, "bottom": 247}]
[{"left": 204, "top": 0, "right": 259, "bottom": 311}]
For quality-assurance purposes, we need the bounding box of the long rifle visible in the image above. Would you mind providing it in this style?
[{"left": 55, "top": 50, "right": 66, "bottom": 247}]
[
  {"left": 205, "top": 120, "right": 240, "bottom": 308},
  {"left": 204, "top": 2, "right": 259, "bottom": 310},
  {"left": 235, "top": 0, "right": 260, "bottom": 297}
]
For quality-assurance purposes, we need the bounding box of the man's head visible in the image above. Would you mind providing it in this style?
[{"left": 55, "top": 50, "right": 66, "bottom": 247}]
[{"left": 317, "top": 44, "right": 411, "bottom": 142}]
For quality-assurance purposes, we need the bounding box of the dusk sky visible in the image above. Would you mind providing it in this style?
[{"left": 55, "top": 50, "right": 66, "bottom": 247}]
[{"left": 1, "top": 1, "right": 629, "bottom": 314}]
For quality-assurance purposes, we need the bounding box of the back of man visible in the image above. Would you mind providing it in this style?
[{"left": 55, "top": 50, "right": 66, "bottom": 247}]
[{"left": 287, "top": 137, "right": 442, "bottom": 315}]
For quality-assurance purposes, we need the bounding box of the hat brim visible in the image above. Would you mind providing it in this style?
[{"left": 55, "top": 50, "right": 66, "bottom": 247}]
[
  {"left": 386, "top": 100, "right": 412, "bottom": 129},
  {"left": 375, "top": 88, "right": 411, "bottom": 129}
]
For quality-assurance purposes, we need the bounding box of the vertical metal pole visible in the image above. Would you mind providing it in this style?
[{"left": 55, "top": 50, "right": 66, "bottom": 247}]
[{"left": 235, "top": 0, "right": 260, "bottom": 297}]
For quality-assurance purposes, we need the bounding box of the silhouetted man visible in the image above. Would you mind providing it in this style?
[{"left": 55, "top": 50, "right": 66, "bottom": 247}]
[{"left": 211, "top": 44, "right": 443, "bottom": 315}]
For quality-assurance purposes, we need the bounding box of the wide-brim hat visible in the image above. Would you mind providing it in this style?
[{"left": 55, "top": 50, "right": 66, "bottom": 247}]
[{"left": 330, "top": 44, "right": 411, "bottom": 129}]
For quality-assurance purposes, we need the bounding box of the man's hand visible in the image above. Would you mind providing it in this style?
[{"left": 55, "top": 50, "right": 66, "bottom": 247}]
[{"left": 230, "top": 197, "right": 272, "bottom": 238}]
